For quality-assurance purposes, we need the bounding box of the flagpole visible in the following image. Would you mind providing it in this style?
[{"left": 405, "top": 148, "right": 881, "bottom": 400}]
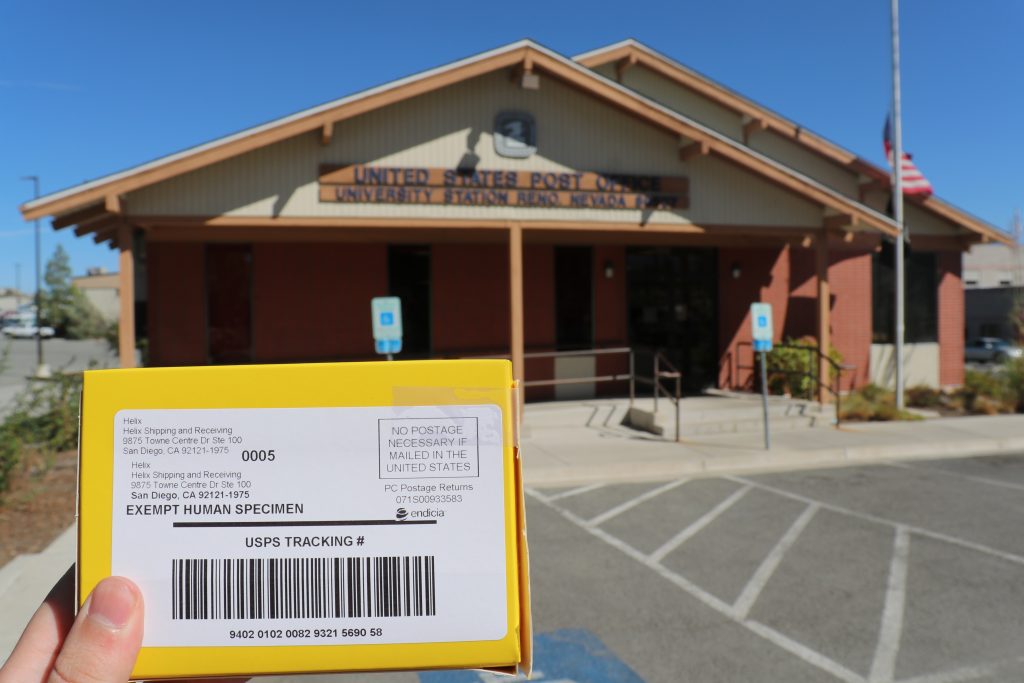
[{"left": 891, "top": 0, "right": 906, "bottom": 409}]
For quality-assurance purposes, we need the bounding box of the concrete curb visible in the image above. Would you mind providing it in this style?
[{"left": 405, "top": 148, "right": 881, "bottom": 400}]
[{"left": 522, "top": 435, "right": 1024, "bottom": 488}]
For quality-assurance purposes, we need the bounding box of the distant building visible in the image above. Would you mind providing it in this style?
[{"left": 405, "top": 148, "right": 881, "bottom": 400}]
[
  {"left": 72, "top": 268, "right": 120, "bottom": 322},
  {"left": 963, "top": 243, "right": 1023, "bottom": 341},
  {"left": 0, "top": 288, "right": 30, "bottom": 315}
]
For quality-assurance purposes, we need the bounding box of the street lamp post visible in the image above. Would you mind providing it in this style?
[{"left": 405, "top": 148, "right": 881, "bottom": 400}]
[{"left": 21, "top": 175, "right": 49, "bottom": 378}]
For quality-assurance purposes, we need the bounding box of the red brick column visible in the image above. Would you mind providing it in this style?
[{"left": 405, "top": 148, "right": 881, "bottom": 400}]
[{"left": 937, "top": 251, "right": 965, "bottom": 387}]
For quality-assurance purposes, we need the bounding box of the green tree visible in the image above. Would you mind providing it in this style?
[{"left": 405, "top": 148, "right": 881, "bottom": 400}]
[{"left": 41, "top": 245, "right": 108, "bottom": 339}]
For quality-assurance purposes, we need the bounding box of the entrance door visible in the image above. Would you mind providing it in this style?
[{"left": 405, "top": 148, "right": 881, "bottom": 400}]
[
  {"left": 627, "top": 247, "right": 718, "bottom": 393},
  {"left": 206, "top": 244, "right": 252, "bottom": 364},
  {"left": 388, "top": 245, "right": 431, "bottom": 358},
  {"left": 554, "top": 247, "right": 595, "bottom": 399}
]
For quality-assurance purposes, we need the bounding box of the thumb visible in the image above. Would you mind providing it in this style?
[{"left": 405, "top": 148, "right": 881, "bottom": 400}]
[{"left": 49, "top": 577, "right": 143, "bottom": 683}]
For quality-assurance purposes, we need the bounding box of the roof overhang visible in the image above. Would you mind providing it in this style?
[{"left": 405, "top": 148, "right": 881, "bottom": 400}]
[
  {"left": 24, "top": 39, "right": 899, "bottom": 239},
  {"left": 576, "top": 39, "right": 1011, "bottom": 246}
]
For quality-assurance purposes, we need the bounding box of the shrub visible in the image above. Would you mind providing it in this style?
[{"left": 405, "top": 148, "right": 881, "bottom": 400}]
[
  {"left": 764, "top": 336, "right": 843, "bottom": 399},
  {"left": 839, "top": 384, "right": 921, "bottom": 422},
  {"left": 960, "top": 369, "right": 1017, "bottom": 414},
  {"left": 906, "top": 384, "right": 943, "bottom": 408},
  {"left": 0, "top": 372, "right": 83, "bottom": 498}
]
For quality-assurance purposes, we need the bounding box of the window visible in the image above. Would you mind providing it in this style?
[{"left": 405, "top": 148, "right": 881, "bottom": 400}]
[
  {"left": 872, "top": 243, "right": 937, "bottom": 343},
  {"left": 555, "top": 247, "right": 593, "bottom": 350}
]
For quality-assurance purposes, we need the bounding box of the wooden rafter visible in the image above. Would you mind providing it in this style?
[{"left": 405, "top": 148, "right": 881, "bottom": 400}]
[
  {"left": 320, "top": 121, "right": 333, "bottom": 146},
  {"left": 615, "top": 53, "right": 638, "bottom": 82},
  {"left": 679, "top": 140, "right": 710, "bottom": 161},
  {"left": 52, "top": 203, "right": 106, "bottom": 229},
  {"left": 742, "top": 117, "right": 768, "bottom": 144}
]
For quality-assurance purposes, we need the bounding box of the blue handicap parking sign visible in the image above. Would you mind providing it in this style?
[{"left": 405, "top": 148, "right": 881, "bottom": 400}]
[
  {"left": 381, "top": 311, "right": 394, "bottom": 326},
  {"left": 758, "top": 315, "right": 767, "bottom": 327},
  {"left": 419, "top": 629, "right": 645, "bottom": 683}
]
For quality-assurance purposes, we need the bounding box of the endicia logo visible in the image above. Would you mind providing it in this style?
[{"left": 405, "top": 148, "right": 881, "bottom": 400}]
[{"left": 396, "top": 508, "right": 409, "bottom": 520}]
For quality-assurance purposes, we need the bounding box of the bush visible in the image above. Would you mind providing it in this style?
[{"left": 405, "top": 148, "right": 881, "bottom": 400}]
[
  {"left": 839, "top": 384, "right": 921, "bottom": 422},
  {"left": 906, "top": 384, "right": 943, "bottom": 408},
  {"left": 765, "top": 336, "right": 843, "bottom": 399},
  {"left": 959, "top": 369, "right": 1017, "bottom": 414},
  {"left": 0, "top": 372, "right": 83, "bottom": 498}
]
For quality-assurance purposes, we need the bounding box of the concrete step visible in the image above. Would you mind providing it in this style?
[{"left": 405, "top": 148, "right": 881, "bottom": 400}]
[{"left": 625, "top": 394, "right": 836, "bottom": 439}]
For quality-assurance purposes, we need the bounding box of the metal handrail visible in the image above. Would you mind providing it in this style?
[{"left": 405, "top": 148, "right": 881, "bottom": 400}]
[
  {"left": 629, "top": 347, "right": 682, "bottom": 442},
  {"left": 736, "top": 341, "right": 855, "bottom": 427},
  {"left": 459, "top": 345, "right": 681, "bottom": 441}
]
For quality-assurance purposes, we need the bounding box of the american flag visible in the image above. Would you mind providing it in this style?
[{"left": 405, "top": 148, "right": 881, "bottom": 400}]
[{"left": 883, "top": 117, "right": 933, "bottom": 197}]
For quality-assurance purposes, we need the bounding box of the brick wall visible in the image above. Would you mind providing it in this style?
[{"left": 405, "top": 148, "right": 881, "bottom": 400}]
[
  {"left": 828, "top": 250, "right": 873, "bottom": 390},
  {"left": 593, "top": 245, "right": 628, "bottom": 396},
  {"left": 432, "top": 244, "right": 510, "bottom": 354},
  {"left": 938, "top": 251, "right": 965, "bottom": 387},
  {"left": 717, "top": 246, "right": 789, "bottom": 389},
  {"left": 252, "top": 243, "right": 386, "bottom": 362},
  {"left": 147, "top": 242, "right": 206, "bottom": 366}
]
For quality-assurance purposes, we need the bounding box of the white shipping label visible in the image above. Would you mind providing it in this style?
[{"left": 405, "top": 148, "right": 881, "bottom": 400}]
[{"left": 111, "top": 405, "right": 507, "bottom": 647}]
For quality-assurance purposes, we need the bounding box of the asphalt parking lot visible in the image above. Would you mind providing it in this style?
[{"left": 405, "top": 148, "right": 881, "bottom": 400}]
[
  {"left": 0, "top": 337, "right": 115, "bottom": 414},
  {"left": 263, "top": 454, "right": 1024, "bottom": 683},
  {"left": 522, "top": 456, "right": 1024, "bottom": 683}
]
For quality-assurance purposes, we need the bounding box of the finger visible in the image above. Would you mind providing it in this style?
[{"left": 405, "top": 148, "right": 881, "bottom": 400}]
[
  {"left": 0, "top": 565, "right": 76, "bottom": 683},
  {"left": 48, "top": 576, "right": 143, "bottom": 683}
]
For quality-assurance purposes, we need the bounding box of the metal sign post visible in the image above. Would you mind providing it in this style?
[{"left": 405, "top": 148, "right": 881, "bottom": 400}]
[
  {"left": 750, "top": 303, "right": 774, "bottom": 450},
  {"left": 371, "top": 297, "right": 403, "bottom": 360}
]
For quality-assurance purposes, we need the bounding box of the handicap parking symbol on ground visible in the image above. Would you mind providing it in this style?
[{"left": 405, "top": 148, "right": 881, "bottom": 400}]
[{"left": 419, "top": 629, "right": 645, "bottom": 683}]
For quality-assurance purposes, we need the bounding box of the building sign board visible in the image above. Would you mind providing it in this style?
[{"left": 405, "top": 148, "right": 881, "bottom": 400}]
[
  {"left": 320, "top": 165, "right": 689, "bottom": 211},
  {"left": 750, "top": 302, "right": 773, "bottom": 352},
  {"left": 371, "top": 296, "right": 403, "bottom": 355}
]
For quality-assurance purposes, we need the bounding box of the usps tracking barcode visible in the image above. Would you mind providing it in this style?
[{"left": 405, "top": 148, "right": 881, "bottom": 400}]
[{"left": 171, "top": 556, "right": 436, "bottom": 620}]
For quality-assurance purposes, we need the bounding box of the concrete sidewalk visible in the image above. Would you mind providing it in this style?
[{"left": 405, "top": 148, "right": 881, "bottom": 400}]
[{"left": 521, "top": 399, "right": 1024, "bottom": 486}]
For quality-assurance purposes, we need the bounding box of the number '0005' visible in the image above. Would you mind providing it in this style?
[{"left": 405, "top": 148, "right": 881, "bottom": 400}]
[{"left": 241, "top": 449, "right": 276, "bottom": 462}]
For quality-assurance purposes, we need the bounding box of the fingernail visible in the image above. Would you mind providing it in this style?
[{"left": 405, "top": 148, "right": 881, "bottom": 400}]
[{"left": 87, "top": 577, "right": 138, "bottom": 630}]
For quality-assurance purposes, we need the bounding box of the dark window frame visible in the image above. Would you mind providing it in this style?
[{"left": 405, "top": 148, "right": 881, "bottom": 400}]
[{"left": 872, "top": 244, "right": 938, "bottom": 344}]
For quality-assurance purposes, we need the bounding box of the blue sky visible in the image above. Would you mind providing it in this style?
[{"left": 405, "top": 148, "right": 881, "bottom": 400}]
[{"left": 1, "top": 1, "right": 1021, "bottom": 291}]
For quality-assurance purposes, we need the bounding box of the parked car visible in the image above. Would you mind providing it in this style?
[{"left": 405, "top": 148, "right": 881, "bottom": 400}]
[
  {"left": 1, "top": 316, "right": 55, "bottom": 339},
  {"left": 964, "top": 337, "right": 1023, "bottom": 363}
]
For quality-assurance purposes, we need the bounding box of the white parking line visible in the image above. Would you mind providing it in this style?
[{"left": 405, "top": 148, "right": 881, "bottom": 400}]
[
  {"left": 733, "top": 504, "right": 819, "bottom": 620},
  {"left": 869, "top": 527, "right": 911, "bottom": 683},
  {"left": 744, "top": 619, "right": 865, "bottom": 683},
  {"left": 586, "top": 478, "right": 688, "bottom": 527},
  {"left": 648, "top": 484, "right": 751, "bottom": 563},
  {"left": 887, "top": 460, "right": 1024, "bottom": 494},
  {"left": 896, "top": 656, "right": 1024, "bottom": 683},
  {"left": 727, "top": 475, "right": 1024, "bottom": 568},
  {"left": 528, "top": 489, "right": 867, "bottom": 683},
  {"left": 544, "top": 483, "right": 606, "bottom": 502}
]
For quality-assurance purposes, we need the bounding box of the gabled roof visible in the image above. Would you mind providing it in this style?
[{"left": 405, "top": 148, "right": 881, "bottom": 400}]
[
  {"left": 23, "top": 39, "right": 901, "bottom": 237},
  {"left": 575, "top": 39, "right": 1010, "bottom": 245}
]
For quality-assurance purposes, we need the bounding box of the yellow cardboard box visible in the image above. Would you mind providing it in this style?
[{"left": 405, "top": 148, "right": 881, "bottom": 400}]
[{"left": 78, "top": 359, "right": 531, "bottom": 680}]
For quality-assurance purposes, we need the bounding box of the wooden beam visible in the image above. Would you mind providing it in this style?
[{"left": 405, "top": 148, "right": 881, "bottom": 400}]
[
  {"left": 93, "top": 225, "right": 118, "bottom": 244},
  {"left": 118, "top": 224, "right": 136, "bottom": 369},
  {"left": 615, "top": 53, "right": 638, "bottom": 82},
  {"left": 816, "top": 233, "right": 830, "bottom": 404},
  {"left": 320, "top": 121, "right": 333, "bottom": 146},
  {"left": 679, "top": 140, "right": 710, "bottom": 161},
  {"left": 52, "top": 203, "right": 106, "bottom": 229},
  {"left": 823, "top": 214, "right": 853, "bottom": 231},
  {"left": 508, "top": 222, "right": 525, "bottom": 418},
  {"left": 73, "top": 215, "right": 118, "bottom": 237},
  {"left": 742, "top": 117, "right": 768, "bottom": 144},
  {"left": 105, "top": 194, "right": 122, "bottom": 214}
]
